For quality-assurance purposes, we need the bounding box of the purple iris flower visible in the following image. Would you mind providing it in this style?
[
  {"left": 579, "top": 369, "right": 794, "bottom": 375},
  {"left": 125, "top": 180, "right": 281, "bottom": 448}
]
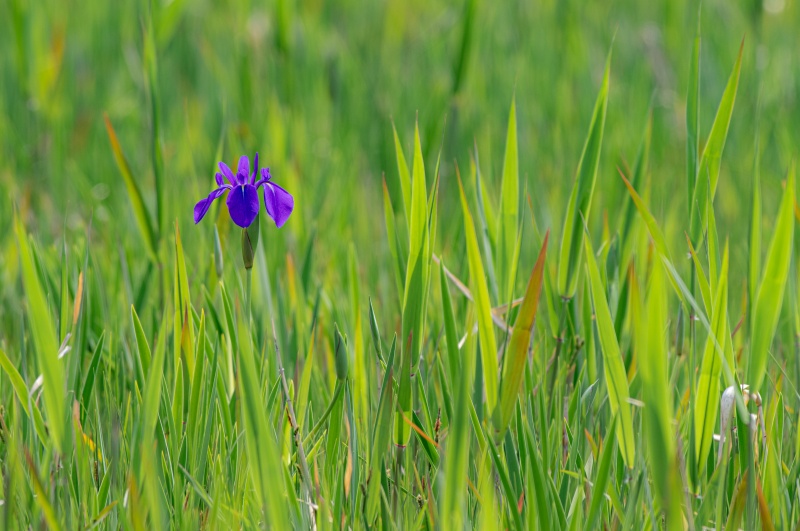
[{"left": 194, "top": 153, "right": 294, "bottom": 228}]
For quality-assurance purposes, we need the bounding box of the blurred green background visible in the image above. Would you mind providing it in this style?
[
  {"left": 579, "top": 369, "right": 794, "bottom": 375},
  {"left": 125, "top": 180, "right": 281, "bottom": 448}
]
[{"left": 1, "top": 0, "right": 797, "bottom": 309}]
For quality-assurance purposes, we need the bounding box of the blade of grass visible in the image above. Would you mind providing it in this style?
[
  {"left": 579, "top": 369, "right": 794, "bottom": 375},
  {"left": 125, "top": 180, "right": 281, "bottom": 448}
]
[{"left": 584, "top": 231, "right": 635, "bottom": 469}]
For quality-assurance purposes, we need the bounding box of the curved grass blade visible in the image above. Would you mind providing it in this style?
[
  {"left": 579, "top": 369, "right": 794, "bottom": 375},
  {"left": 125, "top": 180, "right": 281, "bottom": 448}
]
[{"left": 103, "top": 114, "right": 158, "bottom": 261}]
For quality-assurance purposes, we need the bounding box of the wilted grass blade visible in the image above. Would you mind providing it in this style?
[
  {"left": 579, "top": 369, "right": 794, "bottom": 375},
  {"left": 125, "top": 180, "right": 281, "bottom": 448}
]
[
  {"left": 103, "top": 114, "right": 158, "bottom": 261},
  {"left": 494, "top": 231, "right": 548, "bottom": 437}
]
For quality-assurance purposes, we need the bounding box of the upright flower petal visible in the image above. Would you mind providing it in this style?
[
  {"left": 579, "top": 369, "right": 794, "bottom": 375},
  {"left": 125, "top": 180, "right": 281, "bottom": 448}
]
[
  {"left": 218, "top": 162, "right": 235, "bottom": 184},
  {"left": 215, "top": 172, "right": 225, "bottom": 186},
  {"left": 194, "top": 186, "right": 228, "bottom": 224},
  {"left": 251, "top": 152, "right": 259, "bottom": 185},
  {"left": 237, "top": 155, "right": 250, "bottom": 185},
  {"left": 262, "top": 182, "right": 294, "bottom": 228},
  {"left": 227, "top": 184, "right": 260, "bottom": 228}
]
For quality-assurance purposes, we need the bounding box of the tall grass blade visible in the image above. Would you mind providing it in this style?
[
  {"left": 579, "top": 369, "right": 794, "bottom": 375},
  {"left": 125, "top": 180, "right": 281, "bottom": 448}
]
[
  {"left": 584, "top": 231, "right": 635, "bottom": 468},
  {"left": 458, "top": 170, "right": 499, "bottom": 412},
  {"left": 557, "top": 49, "right": 610, "bottom": 299},
  {"left": 748, "top": 165, "right": 794, "bottom": 392},
  {"left": 689, "top": 39, "right": 744, "bottom": 244},
  {"left": 15, "top": 214, "right": 67, "bottom": 453}
]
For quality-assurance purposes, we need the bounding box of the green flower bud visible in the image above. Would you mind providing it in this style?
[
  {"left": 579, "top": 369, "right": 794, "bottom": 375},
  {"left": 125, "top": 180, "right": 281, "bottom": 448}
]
[
  {"left": 213, "top": 225, "right": 224, "bottom": 277},
  {"left": 241, "top": 215, "right": 260, "bottom": 270},
  {"left": 334, "top": 324, "right": 348, "bottom": 380}
]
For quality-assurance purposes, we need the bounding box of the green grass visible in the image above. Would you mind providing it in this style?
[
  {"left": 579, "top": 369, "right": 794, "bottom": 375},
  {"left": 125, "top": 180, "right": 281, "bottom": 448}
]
[{"left": 2, "top": 0, "right": 800, "bottom": 528}]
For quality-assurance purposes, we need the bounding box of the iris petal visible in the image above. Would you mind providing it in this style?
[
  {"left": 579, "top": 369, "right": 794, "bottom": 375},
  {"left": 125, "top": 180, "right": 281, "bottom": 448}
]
[
  {"left": 227, "top": 184, "right": 260, "bottom": 228},
  {"left": 218, "top": 162, "right": 235, "bottom": 184},
  {"left": 251, "top": 153, "right": 259, "bottom": 185},
  {"left": 237, "top": 155, "right": 250, "bottom": 185},
  {"left": 194, "top": 186, "right": 228, "bottom": 224},
  {"left": 262, "top": 182, "right": 294, "bottom": 228}
]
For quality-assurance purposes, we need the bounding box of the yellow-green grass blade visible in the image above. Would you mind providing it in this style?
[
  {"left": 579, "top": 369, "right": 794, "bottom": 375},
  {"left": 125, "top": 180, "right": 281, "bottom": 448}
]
[
  {"left": 0, "top": 346, "right": 48, "bottom": 441},
  {"left": 748, "top": 143, "right": 761, "bottom": 326},
  {"left": 175, "top": 222, "right": 195, "bottom": 376},
  {"left": 103, "top": 114, "right": 158, "bottom": 261},
  {"left": 689, "top": 39, "right": 744, "bottom": 245},
  {"left": 632, "top": 260, "right": 682, "bottom": 528},
  {"left": 493, "top": 231, "right": 548, "bottom": 437},
  {"left": 584, "top": 231, "right": 635, "bottom": 468},
  {"left": 557, "top": 49, "right": 610, "bottom": 299},
  {"left": 458, "top": 171, "right": 498, "bottom": 412},
  {"left": 441, "top": 312, "right": 476, "bottom": 529},
  {"left": 695, "top": 243, "right": 729, "bottom": 467},
  {"left": 15, "top": 214, "right": 67, "bottom": 454},
  {"left": 383, "top": 178, "right": 405, "bottom": 300},
  {"left": 237, "top": 328, "right": 290, "bottom": 527},
  {"left": 136, "top": 304, "right": 166, "bottom": 479},
  {"left": 619, "top": 109, "right": 652, "bottom": 265},
  {"left": 686, "top": 17, "right": 700, "bottom": 208},
  {"left": 586, "top": 415, "right": 618, "bottom": 530},
  {"left": 367, "top": 364, "right": 395, "bottom": 523},
  {"left": 686, "top": 235, "right": 712, "bottom": 315},
  {"left": 748, "top": 165, "right": 794, "bottom": 392},
  {"left": 392, "top": 120, "right": 411, "bottom": 225},
  {"left": 498, "top": 96, "right": 520, "bottom": 303}
]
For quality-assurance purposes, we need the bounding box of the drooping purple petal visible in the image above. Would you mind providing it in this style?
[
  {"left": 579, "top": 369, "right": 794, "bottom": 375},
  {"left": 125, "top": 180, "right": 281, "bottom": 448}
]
[
  {"left": 194, "top": 186, "right": 229, "bottom": 223},
  {"left": 226, "top": 184, "right": 260, "bottom": 228},
  {"left": 255, "top": 167, "right": 272, "bottom": 188},
  {"left": 236, "top": 155, "right": 250, "bottom": 185},
  {"left": 218, "top": 162, "right": 235, "bottom": 184},
  {"left": 262, "top": 182, "right": 294, "bottom": 228},
  {"left": 251, "top": 152, "right": 259, "bottom": 185}
]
